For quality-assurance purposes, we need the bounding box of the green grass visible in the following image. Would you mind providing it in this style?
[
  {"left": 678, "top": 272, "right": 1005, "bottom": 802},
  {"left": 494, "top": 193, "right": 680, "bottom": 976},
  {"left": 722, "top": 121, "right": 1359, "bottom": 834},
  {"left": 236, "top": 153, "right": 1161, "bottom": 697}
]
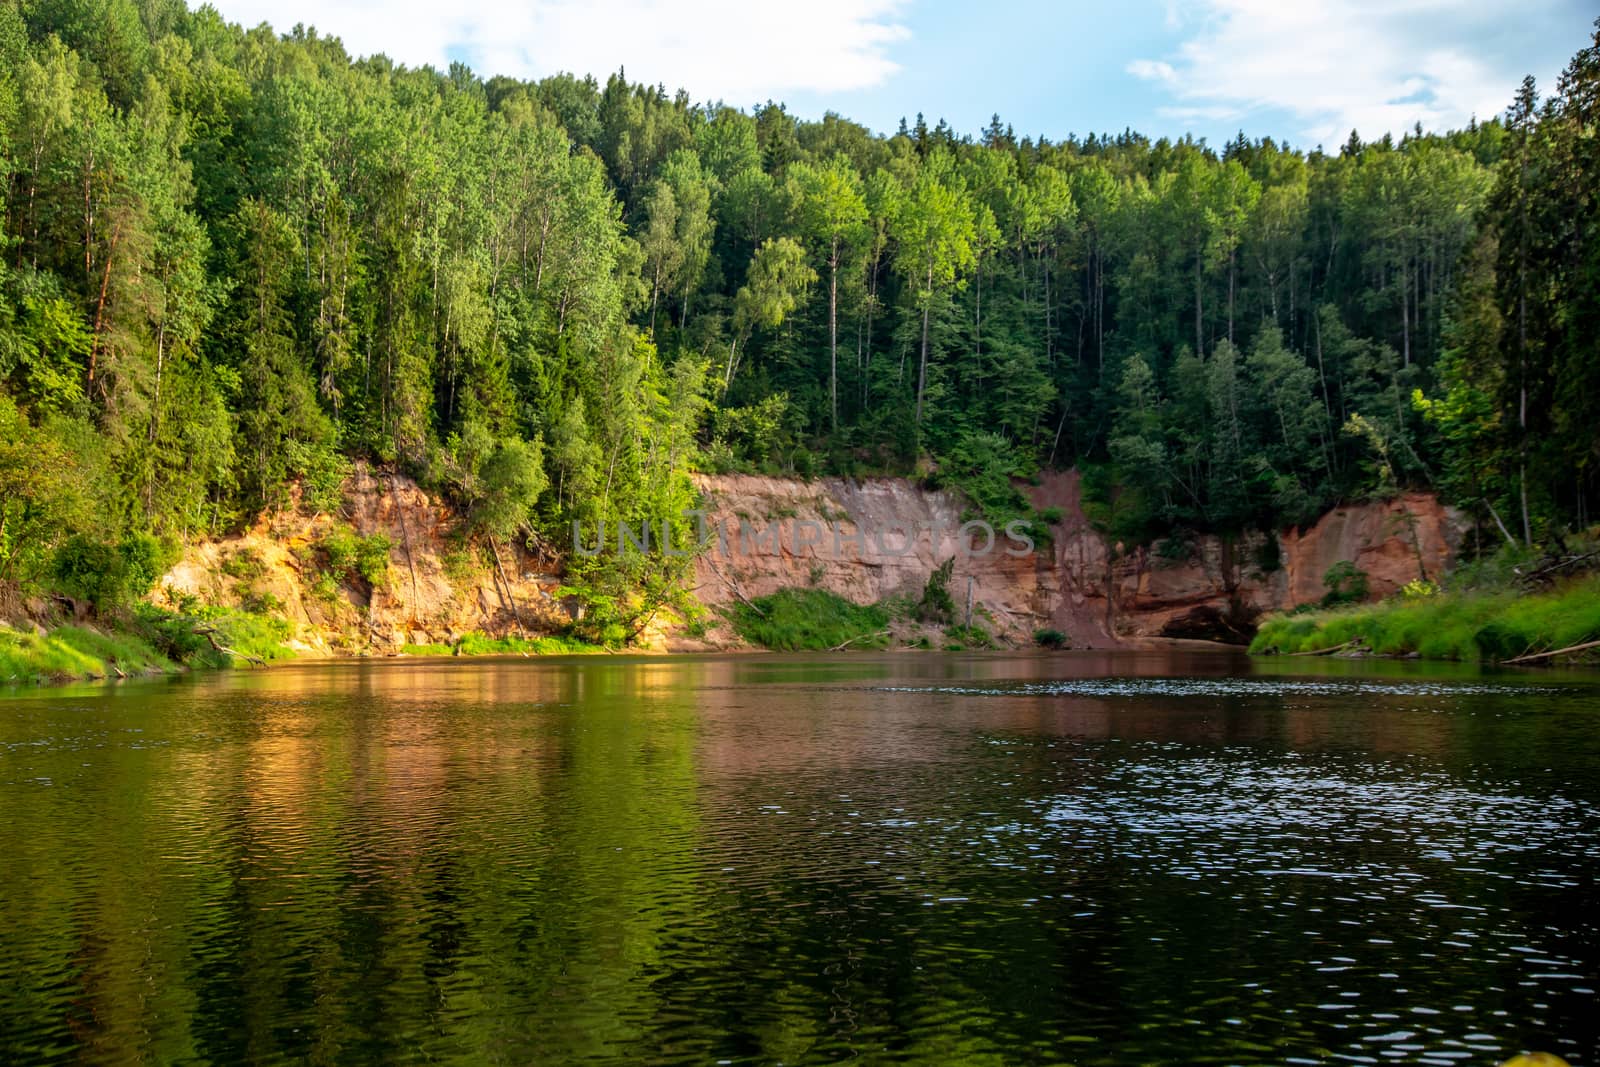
[
  {"left": 1, "top": 603, "right": 301, "bottom": 685},
  {"left": 943, "top": 623, "right": 994, "bottom": 651},
  {"left": 729, "top": 588, "right": 891, "bottom": 651},
  {"left": 455, "top": 632, "right": 606, "bottom": 656},
  {"left": 401, "top": 642, "right": 456, "bottom": 656},
  {"left": 0, "top": 623, "right": 175, "bottom": 683},
  {"left": 1250, "top": 577, "right": 1600, "bottom": 662},
  {"left": 206, "top": 610, "right": 298, "bottom": 664}
]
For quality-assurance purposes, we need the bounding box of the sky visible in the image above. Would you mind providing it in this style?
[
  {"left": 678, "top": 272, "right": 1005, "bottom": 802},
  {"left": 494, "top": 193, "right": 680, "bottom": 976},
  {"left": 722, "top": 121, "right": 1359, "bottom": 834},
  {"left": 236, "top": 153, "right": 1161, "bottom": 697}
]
[{"left": 206, "top": 0, "right": 1596, "bottom": 150}]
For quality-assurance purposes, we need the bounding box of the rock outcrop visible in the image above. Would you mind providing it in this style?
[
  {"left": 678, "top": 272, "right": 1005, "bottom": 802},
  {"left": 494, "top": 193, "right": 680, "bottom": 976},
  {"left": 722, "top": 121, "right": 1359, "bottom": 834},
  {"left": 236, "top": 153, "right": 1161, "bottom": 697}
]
[
  {"left": 157, "top": 463, "right": 1464, "bottom": 653},
  {"left": 690, "top": 471, "right": 1464, "bottom": 647},
  {"left": 160, "top": 465, "right": 566, "bottom": 654}
]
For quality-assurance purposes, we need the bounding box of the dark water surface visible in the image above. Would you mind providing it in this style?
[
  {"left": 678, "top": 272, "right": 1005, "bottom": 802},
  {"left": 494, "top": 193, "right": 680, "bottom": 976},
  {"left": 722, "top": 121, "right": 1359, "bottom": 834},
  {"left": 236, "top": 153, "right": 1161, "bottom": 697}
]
[{"left": 2, "top": 651, "right": 1598, "bottom": 1065}]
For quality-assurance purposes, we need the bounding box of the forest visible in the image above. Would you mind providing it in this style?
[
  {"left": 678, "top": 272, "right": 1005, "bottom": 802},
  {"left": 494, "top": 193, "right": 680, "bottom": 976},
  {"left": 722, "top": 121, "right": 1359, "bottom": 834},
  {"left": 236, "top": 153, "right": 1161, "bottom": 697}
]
[{"left": 1, "top": 0, "right": 1597, "bottom": 627}]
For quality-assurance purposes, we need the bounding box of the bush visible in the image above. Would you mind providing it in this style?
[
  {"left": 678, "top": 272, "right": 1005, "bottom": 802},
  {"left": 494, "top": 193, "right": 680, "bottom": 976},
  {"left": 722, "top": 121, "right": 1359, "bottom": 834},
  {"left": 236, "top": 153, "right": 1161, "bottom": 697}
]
[
  {"left": 1320, "top": 560, "right": 1370, "bottom": 607},
  {"left": 0, "top": 623, "right": 174, "bottom": 682},
  {"left": 50, "top": 534, "right": 175, "bottom": 613},
  {"left": 729, "top": 588, "right": 890, "bottom": 651},
  {"left": 220, "top": 547, "right": 266, "bottom": 582},
  {"left": 1250, "top": 577, "right": 1600, "bottom": 662},
  {"left": 319, "top": 528, "right": 392, "bottom": 589},
  {"left": 918, "top": 558, "right": 956, "bottom": 623},
  {"left": 943, "top": 623, "right": 993, "bottom": 651},
  {"left": 454, "top": 632, "right": 603, "bottom": 656},
  {"left": 1033, "top": 627, "right": 1068, "bottom": 649}
]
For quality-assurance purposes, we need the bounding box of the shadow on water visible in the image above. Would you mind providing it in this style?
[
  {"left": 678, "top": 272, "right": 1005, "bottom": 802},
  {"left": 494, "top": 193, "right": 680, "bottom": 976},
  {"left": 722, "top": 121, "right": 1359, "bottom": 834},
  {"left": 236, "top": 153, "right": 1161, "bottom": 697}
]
[{"left": 1, "top": 651, "right": 1597, "bottom": 1064}]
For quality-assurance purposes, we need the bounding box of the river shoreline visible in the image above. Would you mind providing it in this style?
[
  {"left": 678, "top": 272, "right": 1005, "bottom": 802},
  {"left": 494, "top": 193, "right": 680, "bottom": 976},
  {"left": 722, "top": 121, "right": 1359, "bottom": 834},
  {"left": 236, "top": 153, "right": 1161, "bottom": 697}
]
[
  {"left": 3, "top": 620, "right": 1254, "bottom": 689},
  {"left": 1250, "top": 576, "right": 1600, "bottom": 665}
]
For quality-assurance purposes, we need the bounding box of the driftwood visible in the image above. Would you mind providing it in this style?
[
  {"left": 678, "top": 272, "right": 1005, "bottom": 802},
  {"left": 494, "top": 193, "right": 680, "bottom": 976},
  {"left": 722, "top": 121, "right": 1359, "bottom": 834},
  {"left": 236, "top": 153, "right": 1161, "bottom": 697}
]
[
  {"left": 1285, "top": 638, "right": 1364, "bottom": 657},
  {"left": 194, "top": 626, "right": 266, "bottom": 667},
  {"left": 1504, "top": 639, "right": 1600, "bottom": 665},
  {"left": 829, "top": 630, "right": 889, "bottom": 652}
]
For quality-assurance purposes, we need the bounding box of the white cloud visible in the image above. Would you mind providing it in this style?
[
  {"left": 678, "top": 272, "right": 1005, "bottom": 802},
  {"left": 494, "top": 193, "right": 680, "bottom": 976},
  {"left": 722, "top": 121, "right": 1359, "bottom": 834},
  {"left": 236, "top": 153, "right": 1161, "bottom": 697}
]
[
  {"left": 1125, "top": 59, "right": 1177, "bottom": 84},
  {"left": 210, "top": 0, "right": 910, "bottom": 99},
  {"left": 1128, "top": 0, "right": 1583, "bottom": 145}
]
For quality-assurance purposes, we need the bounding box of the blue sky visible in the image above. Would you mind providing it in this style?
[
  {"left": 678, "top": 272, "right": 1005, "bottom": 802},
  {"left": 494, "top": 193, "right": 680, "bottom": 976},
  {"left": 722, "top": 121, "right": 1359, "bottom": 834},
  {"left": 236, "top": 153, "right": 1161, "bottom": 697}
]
[{"left": 210, "top": 0, "right": 1596, "bottom": 150}]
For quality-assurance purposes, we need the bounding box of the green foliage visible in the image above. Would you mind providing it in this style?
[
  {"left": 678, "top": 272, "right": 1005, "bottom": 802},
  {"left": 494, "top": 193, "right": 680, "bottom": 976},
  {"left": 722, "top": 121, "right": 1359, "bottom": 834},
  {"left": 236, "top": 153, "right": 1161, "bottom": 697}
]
[
  {"left": 454, "top": 632, "right": 604, "bottom": 656},
  {"left": 400, "top": 642, "right": 455, "bottom": 657},
  {"left": 1319, "top": 560, "right": 1371, "bottom": 607},
  {"left": 50, "top": 534, "right": 175, "bottom": 613},
  {"left": 558, "top": 548, "right": 700, "bottom": 648},
  {"left": 0, "top": 623, "right": 174, "bottom": 683},
  {"left": 1251, "top": 577, "right": 1600, "bottom": 662},
  {"left": 935, "top": 431, "right": 1046, "bottom": 541},
  {"left": 917, "top": 558, "right": 956, "bottom": 624},
  {"left": 1033, "top": 627, "right": 1068, "bottom": 649},
  {"left": 728, "top": 588, "right": 890, "bottom": 651},
  {"left": 942, "top": 623, "right": 993, "bottom": 651},
  {"left": 318, "top": 528, "right": 392, "bottom": 590},
  {"left": 1, "top": 1, "right": 1597, "bottom": 640},
  {"left": 220, "top": 547, "right": 265, "bottom": 582}
]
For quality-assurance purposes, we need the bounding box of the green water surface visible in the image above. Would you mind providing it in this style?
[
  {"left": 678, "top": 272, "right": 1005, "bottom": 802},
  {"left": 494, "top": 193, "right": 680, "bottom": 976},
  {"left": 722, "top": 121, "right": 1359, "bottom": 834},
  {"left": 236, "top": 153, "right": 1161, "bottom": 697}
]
[{"left": 1, "top": 651, "right": 1596, "bottom": 1064}]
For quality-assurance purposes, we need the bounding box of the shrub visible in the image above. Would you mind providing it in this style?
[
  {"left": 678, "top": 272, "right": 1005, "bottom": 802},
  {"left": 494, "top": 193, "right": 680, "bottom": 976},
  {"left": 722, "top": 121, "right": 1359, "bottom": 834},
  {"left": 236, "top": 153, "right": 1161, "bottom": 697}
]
[
  {"left": 729, "top": 588, "right": 890, "bottom": 651},
  {"left": 1033, "top": 628, "right": 1068, "bottom": 649},
  {"left": 318, "top": 527, "right": 392, "bottom": 590},
  {"left": 220, "top": 547, "right": 266, "bottom": 582},
  {"left": 50, "top": 534, "right": 175, "bottom": 613},
  {"left": 1320, "top": 560, "right": 1370, "bottom": 607},
  {"left": 918, "top": 558, "right": 956, "bottom": 623},
  {"left": 943, "top": 623, "right": 993, "bottom": 651},
  {"left": 1250, "top": 577, "right": 1600, "bottom": 662}
]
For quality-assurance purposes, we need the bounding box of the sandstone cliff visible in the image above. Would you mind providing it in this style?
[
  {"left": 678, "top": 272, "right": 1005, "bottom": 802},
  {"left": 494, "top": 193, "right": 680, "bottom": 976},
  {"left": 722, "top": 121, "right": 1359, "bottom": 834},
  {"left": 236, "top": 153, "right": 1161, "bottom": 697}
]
[
  {"left": 689, "top": 470, "right": 1464, "bottom": 648},
  {"left": 157, "top": 463, "right": 1463, "bottom": 653},
  {"left": 160, "top": 465, "right": 567, "bottom": 654}
]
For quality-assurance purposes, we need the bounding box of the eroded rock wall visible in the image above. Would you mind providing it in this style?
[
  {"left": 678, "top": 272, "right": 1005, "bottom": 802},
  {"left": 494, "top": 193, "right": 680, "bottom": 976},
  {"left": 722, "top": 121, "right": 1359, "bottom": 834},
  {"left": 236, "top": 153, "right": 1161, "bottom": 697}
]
[
  {"left": 158, "top": 462, "right": 1464, "bottom": 654},
  {"left": 160, "top": 465, "right": 566, "bottom": 654},
  {"left": 691, "top": 471, "right": 1465, "bottom": 647}
]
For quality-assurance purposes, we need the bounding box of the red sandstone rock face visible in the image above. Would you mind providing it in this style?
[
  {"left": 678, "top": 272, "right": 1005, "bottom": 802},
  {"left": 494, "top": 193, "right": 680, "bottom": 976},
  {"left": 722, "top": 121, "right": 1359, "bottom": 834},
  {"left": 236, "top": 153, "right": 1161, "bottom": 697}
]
[
  {"left": 692, "top": 472, "right": 1465, "bottom": 646},
  {"left": 156, "top": 464, "right": 1464, "bottom": 654},
  {"left": 160, "top": 463, "right": 566, "bottom": 654}
]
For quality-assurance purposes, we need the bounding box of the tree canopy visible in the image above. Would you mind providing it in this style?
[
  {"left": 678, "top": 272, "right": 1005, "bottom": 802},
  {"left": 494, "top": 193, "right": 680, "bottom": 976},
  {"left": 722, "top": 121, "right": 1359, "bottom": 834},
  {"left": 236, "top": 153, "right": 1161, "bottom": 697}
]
[{"left": 1, "top": 0, "right": 1597, "bottom": 613}]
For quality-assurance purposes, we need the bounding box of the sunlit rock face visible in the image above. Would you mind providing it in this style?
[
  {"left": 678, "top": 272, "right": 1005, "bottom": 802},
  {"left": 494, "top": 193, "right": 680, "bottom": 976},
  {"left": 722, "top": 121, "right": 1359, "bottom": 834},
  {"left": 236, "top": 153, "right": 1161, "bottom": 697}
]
[
  {"left": 156, "top": 461, "right": 1463, "bottom": 654},
  {"left": 691, "top": 470, "right": 1464, "bottom": 647}
]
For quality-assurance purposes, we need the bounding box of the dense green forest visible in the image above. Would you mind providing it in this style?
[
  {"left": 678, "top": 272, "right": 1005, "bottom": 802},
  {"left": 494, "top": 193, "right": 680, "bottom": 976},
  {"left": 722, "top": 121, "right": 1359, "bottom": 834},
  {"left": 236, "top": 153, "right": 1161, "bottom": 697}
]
[{"left": 1, "top": 0, "right": 1597, "bottom": 618}]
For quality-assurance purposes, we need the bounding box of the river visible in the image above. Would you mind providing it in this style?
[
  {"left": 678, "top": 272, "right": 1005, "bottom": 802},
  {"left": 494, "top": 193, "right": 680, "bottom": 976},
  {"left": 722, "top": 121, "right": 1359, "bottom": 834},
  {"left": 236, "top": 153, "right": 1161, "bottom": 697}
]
[{"left": 1, "top": 651, "right": 1597, "bottom": 1064}]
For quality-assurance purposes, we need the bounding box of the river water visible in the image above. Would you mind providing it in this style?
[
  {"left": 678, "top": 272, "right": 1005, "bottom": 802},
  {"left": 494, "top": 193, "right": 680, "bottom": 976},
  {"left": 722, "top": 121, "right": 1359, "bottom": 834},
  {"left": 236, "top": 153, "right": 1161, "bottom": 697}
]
[{"left": 1, "top": 651, "right": 1597, "bottom": 1065}]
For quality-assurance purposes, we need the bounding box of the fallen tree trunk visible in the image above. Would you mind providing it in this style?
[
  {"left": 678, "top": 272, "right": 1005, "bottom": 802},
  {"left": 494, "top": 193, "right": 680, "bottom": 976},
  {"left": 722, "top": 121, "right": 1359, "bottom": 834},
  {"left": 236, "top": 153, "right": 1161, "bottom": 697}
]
[
  {"left": 1504, "top": 638, "right": 1600, "bottom": 665},
  {"left": 829, "top": 630, "right": 889, "bottom": 652},
  {"left": 1285, "top": 638, "right": 1363, "bottom": 657},
  {"left": 194, "top": 626, "right": 266, "bottom": 667}
]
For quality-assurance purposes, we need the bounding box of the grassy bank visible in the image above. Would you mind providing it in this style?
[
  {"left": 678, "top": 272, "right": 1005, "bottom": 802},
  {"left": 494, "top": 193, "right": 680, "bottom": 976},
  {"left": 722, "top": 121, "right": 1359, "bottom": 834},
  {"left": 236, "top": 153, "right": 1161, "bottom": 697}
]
[
  {"left": 726, "top": 585, "right": 1023, "bottom": 652},
  {"left": 1250, "top": 577, "right": 1600, "bottom": 663},
  {"left": 0, "top": 608, "right": 297, "bottom": 686},
  {"left": 729, "top": 589, "right": 894, "bottom": 651},
  {"left": 0, "top": 624, "right": 177, "bottom": 683},
  {"left": 400, "top": 632, "right": 607, "bottom": 657}
]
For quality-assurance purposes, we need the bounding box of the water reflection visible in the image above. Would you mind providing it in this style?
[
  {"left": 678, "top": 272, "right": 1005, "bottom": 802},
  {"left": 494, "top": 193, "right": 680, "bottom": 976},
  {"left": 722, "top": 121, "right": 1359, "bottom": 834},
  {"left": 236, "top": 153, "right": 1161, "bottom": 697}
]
[{"left": 0, "top": 652, "right": 1597, "bottom": 1064}]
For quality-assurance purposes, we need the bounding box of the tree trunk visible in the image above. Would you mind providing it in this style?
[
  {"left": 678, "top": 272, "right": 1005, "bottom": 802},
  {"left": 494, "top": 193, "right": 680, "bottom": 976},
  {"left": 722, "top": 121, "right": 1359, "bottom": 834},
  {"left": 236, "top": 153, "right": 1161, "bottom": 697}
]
[
  {"left": 828, "top": 241, "right": 839, "bottom": 432},
  {"left": 1227, "top": 248, "right": 1236, "bottom": 343},
  {"left": 915, "top": 296, "right": 930, "bottom": 427}
]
